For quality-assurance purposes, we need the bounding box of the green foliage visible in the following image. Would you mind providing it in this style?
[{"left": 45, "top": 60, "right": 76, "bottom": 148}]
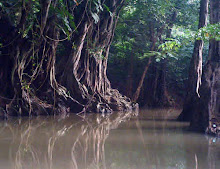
[
  {"left": 140, "top": 39, "right": 181, "bottom": 62},
  {"left": 103, "top": 4, "right": 112, "bottom": 16},
  {"left": 0, "top": 0, "right": 78, "bottom": 40},
  {"left": 108, "top": 0, "right": 201, "bottom": 97},
  {"left": 159, "top": 39, "right": 181, "bottom": 51},
  {"left": 90, "top": 0, "right": 112, "bottom": 24},
  {"left": 87, "top": 46, "right": 105, "bottom": 60},
  {"left": 23, "top": 22, "right": 34, "bottom": 38},
  {"left": 196, "top": 23, "right": 220, "bottom": 41},
  {"left": 0, "top": 0, "right": 41, "bottom": 38},
  {"left": 171, "top": 25, "right": 196, "bottom": 44},
  {"left": 50, "top": 0, "right": 77, "bottom": 39},
  {"left": 90, "top": 0, "right": 102, "bottom": 24}
]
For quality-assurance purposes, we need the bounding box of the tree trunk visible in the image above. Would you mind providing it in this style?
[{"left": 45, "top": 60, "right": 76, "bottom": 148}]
[
  {"left": 155, "top": 12, "right": 177, "bottom": 107},
  {"left": 190, "top": 0, "right": 220, "bottom": 136},
  {"left": 143, "top": 59, "right": 171, "bottom": 107},
  {"left": 157, "top": 59, "right": 170, "bottom": 106},
  {"left": 132, "top": 24, "right": 157, "bottom": 102},
  {"left": 0, "top": 0, "right": 135, "bottom": 117},
  {"left": 140, "top": 12, "right": 177, "bottom": 107},
  {"left": 60, "top": 0, "right": 133, "bottom": 113},
  {"left": 126, "top": 52, "right": 134, "bottom": 98},
  {"left": 178, "top": 0, "right": 209, "bottom": 121},
  {"left": 132, "top": 57, "right": 152, "bottom": 102}
]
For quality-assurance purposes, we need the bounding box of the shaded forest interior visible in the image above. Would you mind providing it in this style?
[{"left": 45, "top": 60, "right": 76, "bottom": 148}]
[
  {"left": 0, "top": 0, "right": 219, "bottom": 136},
  {"left": 108, "top": 0, "right": 206, "bottom": 107}
]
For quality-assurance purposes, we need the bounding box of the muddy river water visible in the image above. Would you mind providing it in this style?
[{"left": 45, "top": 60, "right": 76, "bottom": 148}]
[{"left": 0, "top": 109, "right": 219, "bottom": 169}]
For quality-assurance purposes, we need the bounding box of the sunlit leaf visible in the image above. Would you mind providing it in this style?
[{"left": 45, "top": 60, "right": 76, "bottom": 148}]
[
  {"left": 91, "top": 12, "right": 99, "bottom": 24},
  {"left": 103, "top": 4, "right": 113, "bottom": 16}
]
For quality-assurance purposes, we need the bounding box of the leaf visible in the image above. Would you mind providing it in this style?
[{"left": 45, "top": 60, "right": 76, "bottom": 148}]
[
  {"left": 57, "top": 23, "right": 70, "bottom": 40},
  {"left": 165, "top": 38, "right": 174, "bottom": 41},
  {"left": 167, "top": 52, "right": 178, "bottom": 60},
  {"left": 139, "top": 51, "right": 160, "bottom": 60},
  {"left": 195, "top": 23, "right": 220, "bottom": 41},
  {"left": 63, "top": 17, "right": 72, "bottom": 32},
  {"left": 23, "top": 22, "right": 34, "bottom": 38},
  {"left": 69, "top": 19, "right": 77, "bottom": 30},
  {"left": 156, "top": 58, "right": 160, "bottom": 62},
  {"left": 67, "top": 12, "right": 77, "bottom": 31},
  {"left": 103, "top": 4, "right": 113, "bottom": 16},
  {"left": 91, "top": 12, "right": 99, "bottom": 24}
]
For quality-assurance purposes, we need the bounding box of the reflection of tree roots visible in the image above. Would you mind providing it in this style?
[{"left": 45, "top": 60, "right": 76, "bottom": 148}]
[
  {"left": 4, "top": 110, "right": 137, "bottom": 169},
  {"left": 71, "top": 111, "right": 138, "bottom": 169},
  {"left": 12, "top": 119, "right": 46, "bottom": 169}
]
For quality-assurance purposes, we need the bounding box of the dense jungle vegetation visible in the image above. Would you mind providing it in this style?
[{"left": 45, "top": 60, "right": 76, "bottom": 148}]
[{"left": 0, "top": 0, "right": 219, "bottom": 136}]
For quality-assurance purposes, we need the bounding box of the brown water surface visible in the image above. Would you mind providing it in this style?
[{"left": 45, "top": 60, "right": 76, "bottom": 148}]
[{"left": 0, "top": 109, "right": 219, "bottom": 169}]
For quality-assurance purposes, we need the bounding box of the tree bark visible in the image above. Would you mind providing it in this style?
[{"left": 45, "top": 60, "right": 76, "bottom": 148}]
[
  {"left": 178, "top": 0, "right": 209, "bottom": 121},
  {"left": 132, "top": 24, "right": 157, "bottom": 102},
  {"left": 140, "top": 12, "right": 177, "bottom": 107},
  {"left": 132, "top": 57, "right": 152, "bottom": 102},
  {"left": 190, "top": 0, "right": 220, "bottom": 136},
  {"left": 0, "top": 0, "right": 135, "bottom": 117},
  {"left": 126, "top": 52, "right": 134, "bottom": 98},
  {"left": 61, "top": 0, "right": 133, "bottom": 113}
]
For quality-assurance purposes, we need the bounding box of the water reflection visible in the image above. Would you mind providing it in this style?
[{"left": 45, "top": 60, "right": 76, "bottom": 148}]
[
  {"left": 0, "top": 109, "right": 219, "bottom": 169},
  {"left": 0, "top": 111, "right": 138, "bottom": 169}
]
